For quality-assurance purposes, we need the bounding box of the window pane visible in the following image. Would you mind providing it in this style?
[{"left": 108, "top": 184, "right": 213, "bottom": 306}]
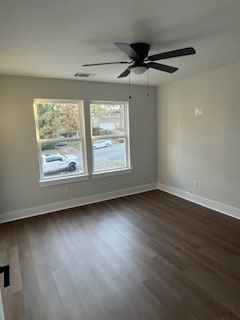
[
  {"left": 41, "top": 140, "right": 84, "bottom": 178},
  {"left": 36, "top": 102, "right": 81, "bottom": 139},
  {"left": 92, "top": 138, "right": 127, "bottom": 172},
  {"left": 91, "top": 103, "right": 126, "bottom": 137}
]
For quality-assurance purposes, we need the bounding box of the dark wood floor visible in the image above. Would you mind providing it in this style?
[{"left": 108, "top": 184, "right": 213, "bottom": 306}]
[{"left": 0, "top": 190, "right": 240, "bottom": 320}]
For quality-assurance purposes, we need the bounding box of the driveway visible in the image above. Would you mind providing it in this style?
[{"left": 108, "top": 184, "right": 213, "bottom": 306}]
[{"left": 44, "top": 142, "right": 126, "bottom": 176}]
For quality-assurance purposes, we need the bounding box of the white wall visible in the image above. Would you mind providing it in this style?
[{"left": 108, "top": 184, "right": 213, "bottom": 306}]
[
  {"left": 157, "top": 62, "right": 240, "bottom": 211},
  {"left": 3, "top": 61, "right": 240, "bottom": 221},
  {"left": 0, "top": 76, "right": 157, "bottom": 216}
]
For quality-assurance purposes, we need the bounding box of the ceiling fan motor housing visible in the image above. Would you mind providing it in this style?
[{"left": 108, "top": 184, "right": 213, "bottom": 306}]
[{"left": 130, "top": 43, "right": 150, "bottom": 60}]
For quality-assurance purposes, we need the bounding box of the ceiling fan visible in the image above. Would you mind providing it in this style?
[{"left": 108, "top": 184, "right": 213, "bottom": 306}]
[{"left": 83, "top": 43, "right": 196, "bottom": 78}]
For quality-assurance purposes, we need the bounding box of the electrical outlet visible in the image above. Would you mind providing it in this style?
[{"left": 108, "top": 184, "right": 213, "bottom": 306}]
[
  {"left": 65, "top": 185, "right": 70, "bottom": 193},
  {"left": 194, "top": 180, "right": 198, "bottom": 188}
]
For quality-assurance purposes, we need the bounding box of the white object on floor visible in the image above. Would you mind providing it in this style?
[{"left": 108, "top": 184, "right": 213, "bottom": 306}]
[{"left": 0, "top": 290, "right": 4, "bottom": 320}]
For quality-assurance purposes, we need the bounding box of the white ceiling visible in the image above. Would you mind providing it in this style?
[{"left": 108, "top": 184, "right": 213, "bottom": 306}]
[{"left": 1, "top": 0, "right": 240, "bottom": 85}]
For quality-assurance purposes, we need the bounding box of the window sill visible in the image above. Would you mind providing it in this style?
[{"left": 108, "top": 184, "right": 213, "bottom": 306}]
[
  {"left": 39, "top": 174, "right": 90, "bottom": 187},
  {"left": 92, "top": 167, "right": 132, "bottom": 179}
]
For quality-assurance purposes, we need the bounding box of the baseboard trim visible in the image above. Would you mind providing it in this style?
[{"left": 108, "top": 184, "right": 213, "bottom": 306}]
[
  {"left": 0, "top": 183, "right": 157, "bottom": 224},
  {"left": 157, "top": 183, "right": 240, "bottom": 220}
]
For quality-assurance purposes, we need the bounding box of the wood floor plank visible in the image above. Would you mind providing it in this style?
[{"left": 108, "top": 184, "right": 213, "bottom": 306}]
[
  {"left": 2, "top": 290, "right": 25, "bottom": 320},
  {"left": 9, "top": 245, "right": 22, "bottom": 293},
  {"left": 0, "top": 190, "right": 240, "bottom": 319}
]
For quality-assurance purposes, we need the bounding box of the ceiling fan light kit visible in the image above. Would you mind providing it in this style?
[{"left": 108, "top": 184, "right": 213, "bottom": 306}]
[
  {"left": 83, "top": 42, "right": 196, "bottom": 79},
  {"left": 131, "top": 66, "right": 147, "bottom": 74}
]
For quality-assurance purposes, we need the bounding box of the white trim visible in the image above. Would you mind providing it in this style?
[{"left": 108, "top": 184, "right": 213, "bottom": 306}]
[
  {"left": 90, "top": 100, "right": 128, "bottom": 105},
  {"left": 157, "top": 183, "right": 240, "bottom": 220},
  {"left": 0, "top": 290, "right": 5, "bottom": 320},
  {"left": 34, "top": 98, "right": 82, "bottom": 104},
  {"left": 92, "top": 168, "right": 132, "bottom": 179},
  {"left": 39, "top": 174, "right": 90, "bottom": 187},
  {"left": 0, "top": 183, "right": 157, "bottom": 224}
]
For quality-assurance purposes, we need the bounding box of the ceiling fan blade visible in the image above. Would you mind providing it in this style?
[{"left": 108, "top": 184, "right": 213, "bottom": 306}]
[
  {"left": 115, "top": 43, "right": 139, "bottom": 59},
  {"left": 118, "top": 67, "right": 131, "bottom": 78},
  {"left": 148, "top": 47, "right": 196, "bottom": 61},
  {"left": 83, "top": 61, "right": 130, "bottom": 66},
  {"left": 147, "top": 62, "right": 178, "bottom": 73}
]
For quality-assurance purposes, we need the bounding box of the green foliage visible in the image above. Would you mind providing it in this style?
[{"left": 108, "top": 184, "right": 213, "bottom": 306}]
[
  {"left": 41, "top": 142, "right": 57, "bottom": 151},
  {"left": 37, "top": 103, "right": 80, "bottom": 139},
  {"left": 92, "top": 127, "right": 112, "bottom": 136},
  {"left": 115, "top": 159, "right": 125, "bottom": 168},
  {"left": 91, "top": 105, "right": 104, "bottom": 119}
]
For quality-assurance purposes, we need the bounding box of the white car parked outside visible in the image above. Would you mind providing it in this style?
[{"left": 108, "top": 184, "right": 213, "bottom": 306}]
[
  {"left": 93, "top": 139, "right": 112, "bottom": 149},
  {"left": 42, "top": 154, "right": 78, "bottom": 174}
]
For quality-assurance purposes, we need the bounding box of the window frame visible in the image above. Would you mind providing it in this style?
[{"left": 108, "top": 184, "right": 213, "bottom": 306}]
[
  {"left": 33, "top": 99, "right": 89, "bottom": 186},
  {"left": 90, "top": 100, "right": 132, "bottom": 177}
]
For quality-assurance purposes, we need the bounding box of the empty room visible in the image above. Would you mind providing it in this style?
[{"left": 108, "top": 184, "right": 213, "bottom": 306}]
[{"left": 0, "top": 0, "right": 240, "bottom": 319}]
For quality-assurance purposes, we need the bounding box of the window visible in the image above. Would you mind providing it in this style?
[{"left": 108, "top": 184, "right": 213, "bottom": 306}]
[
  {"left": 33, "top": 99, "right": 131, "bottom": 185},
  {"left": 33, "top": 99, "right": 88, "bottom": 184},
  {"left": 90, "top": 101, "right": 131, "bottom": 175}
]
